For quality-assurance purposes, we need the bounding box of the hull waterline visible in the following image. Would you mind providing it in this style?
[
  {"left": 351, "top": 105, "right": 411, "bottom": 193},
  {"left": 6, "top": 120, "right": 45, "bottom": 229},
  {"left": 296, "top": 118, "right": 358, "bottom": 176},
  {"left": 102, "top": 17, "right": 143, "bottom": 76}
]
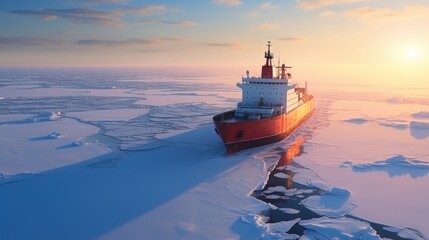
[
  {"left": 222, "top": 108, "right": 314, "bottom": 155},
  {"left": 214, "top": 96, "right": 314, "bottom": 155}
]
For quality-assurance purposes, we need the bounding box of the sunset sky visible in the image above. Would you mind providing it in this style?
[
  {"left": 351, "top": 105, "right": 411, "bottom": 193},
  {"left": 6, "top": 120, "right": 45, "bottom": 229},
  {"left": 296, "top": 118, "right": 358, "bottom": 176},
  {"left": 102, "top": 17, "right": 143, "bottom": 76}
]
[{"left": 1, "top": 0, "right": 428, "bottom": 84}]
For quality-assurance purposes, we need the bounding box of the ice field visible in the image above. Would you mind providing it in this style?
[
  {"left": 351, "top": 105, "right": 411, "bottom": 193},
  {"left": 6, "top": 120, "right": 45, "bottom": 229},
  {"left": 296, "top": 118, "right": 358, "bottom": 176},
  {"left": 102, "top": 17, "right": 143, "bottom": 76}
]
[{"left": 0, "top": 67, "right": 428, "bottom": 239}]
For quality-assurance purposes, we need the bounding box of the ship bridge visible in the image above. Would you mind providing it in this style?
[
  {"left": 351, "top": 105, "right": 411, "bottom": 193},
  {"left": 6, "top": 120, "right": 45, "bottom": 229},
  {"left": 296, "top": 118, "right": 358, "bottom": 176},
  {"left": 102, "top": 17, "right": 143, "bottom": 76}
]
[{"left": 235, "top": 41, "right": 301, "bottom": 120}]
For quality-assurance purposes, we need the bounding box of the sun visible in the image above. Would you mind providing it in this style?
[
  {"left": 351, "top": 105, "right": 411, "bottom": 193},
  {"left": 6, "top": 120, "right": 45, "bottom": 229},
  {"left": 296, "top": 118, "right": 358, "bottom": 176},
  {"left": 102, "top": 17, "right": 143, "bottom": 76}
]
[{"left": 407, "top": 48, "right": 417, "bottom": 60}]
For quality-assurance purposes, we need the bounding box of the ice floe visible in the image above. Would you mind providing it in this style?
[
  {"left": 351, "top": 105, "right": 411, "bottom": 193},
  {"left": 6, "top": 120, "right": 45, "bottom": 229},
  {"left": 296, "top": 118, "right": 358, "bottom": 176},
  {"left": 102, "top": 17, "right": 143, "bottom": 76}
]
[
  {"left": 49, "top": 132, "right": 66, "bottom": 139},
  {"left": 32, "top": 112, "right": 63, "bottom": 122},
  {"left": 383, "top": 226, "right": 425, "bottom": 240},
  {"left": 30, "top": 132, "right": 67, "bottom": 141},
  {"left": 377, "top": 120, "right": 408, "bottom": 130},
  {"left": 240, "top": 214, "right": 301, "bottom": 239},
  {"left": 239, "top": 214, "right": 270, "bottom": 237},
  {"left": 0, "top": 114, "right": 32, "bottom": 122},
  {"left": 263, "top": 186, "right": 287, "bottom": 194},
  {"left": 67, "top": 108, "right": 148, "bottom": 122},
  {"left": 72, "top": 138, "right": 88, "bottom": 146},
  {"left": 410, "top": 121, "right": 429, "bottom": 130},
  {"left": 343, "top": 155, "right": 429, "bottom": 178},
  {"left": 265, "top": 194, "right": 282, "bottom": 200},
  {"left": 273, "top": 172, "right": 289, "bottom": 179},
  {"left": 301, "top": 188, "right": 356, "bottom": 217},
  {"left": 279, "top": 208, "right": 300, "bottom": 214},
  {"left": 339, "top": 161, "right": 352, "bottom": 168},
  {"left": 410, "top": 121, "right": 429, "bottom": 140},
  {"left": 300, "top": 216, "right": 381, "bottom": 239},
  {"left": 411, "top": 111, "right": 429, "bottom": 119},
  {"left": 286, "top": 165, "right": 332, "bottom": 191},
  {"left": 267, "top": 218, "right": 301, "bottom": 238},
  {"left": 284, "top": 188, "right": 298, "bottom": 197},
  {"left": 343, "top": 118, "right": 371, "bottom": 125},
  {"left": 295, "top": 189, "right": 314, "bottom": 195},
  {"left": 0, "top": 117, "right": 108, "bottom": 174}
]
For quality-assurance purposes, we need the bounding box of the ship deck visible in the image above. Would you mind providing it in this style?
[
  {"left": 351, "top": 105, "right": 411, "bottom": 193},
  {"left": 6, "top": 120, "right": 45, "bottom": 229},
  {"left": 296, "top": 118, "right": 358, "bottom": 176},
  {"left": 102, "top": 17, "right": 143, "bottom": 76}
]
[
  {"left": 221, "top": 116, "right": 265, "bottom": 123},
  {"left": 213, "top": 110, "right": 277, "bottom": 123},
  {"left": 213, "top": 96, "right": 314, "bottom": 124}
]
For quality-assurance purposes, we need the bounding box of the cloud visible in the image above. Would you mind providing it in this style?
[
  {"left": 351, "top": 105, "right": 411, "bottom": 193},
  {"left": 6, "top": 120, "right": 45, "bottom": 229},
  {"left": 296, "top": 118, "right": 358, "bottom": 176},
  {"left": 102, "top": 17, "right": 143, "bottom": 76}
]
[
  {"left": 260, "top": 2, "right": 276, "bottom": 9},
  {"left": 213, "top": 0, "right": 242, "bottom": 6},
  {"left": 203, "top": 42, "right": 243, "bottom": 50},
  {"left": 41, "top": 15, "right": 58, "bottom": 20},
  {"left": 123, "top": 5, "right": 166, "bottom": 16},
  {"left": 158, "top": 20, "right": 195, "bottom": 26},
  {"left": 11, "top": 8, "right": 125, "bottom": 27},
  {"left": 0, "top": 37, "right": 58, "bottom": 48},
  {"left": 256, "top": 23, "right": 280, "bottom": 30},
  {"left": 205, "top": 43, "right": 240, "bottom": 48},
  {"left": 76, "top": 37, "right": 181, "bottom": 47},
  {"left": 297, "top": 0, "right": 364, "bottom": 10},
  {"left": 319, "top": 10, "right": 336, "bottom": 17},
  {"left": 10, "top": 5, "right": 168, "bottom": 27},
  {"left": 137, "top": 49, "right": 168, "bottom": 53},
  {"left": 278, "top": 36, "right": 307, "bottom": 42},
  {"left": 140, "top": 19, "right": 196, "bottom": 26},
  {"left": 247, "top": 11, "right": 260, "bottom": 17},
  {"left": 78, "top": 0, "right": 129, "bottom": 6},
  {"left": 345, "top": 5, "right": 429, "bottom": 24}
]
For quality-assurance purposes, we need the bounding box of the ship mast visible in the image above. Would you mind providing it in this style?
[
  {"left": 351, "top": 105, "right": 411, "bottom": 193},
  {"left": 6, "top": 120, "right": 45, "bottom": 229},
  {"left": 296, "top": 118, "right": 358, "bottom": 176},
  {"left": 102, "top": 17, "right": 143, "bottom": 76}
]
[
  {"left": 261, "top": 41, "right": 274, "bottom": 79},
  {"left": 275, "top": 62, "right": 292, "bottom": 79}
]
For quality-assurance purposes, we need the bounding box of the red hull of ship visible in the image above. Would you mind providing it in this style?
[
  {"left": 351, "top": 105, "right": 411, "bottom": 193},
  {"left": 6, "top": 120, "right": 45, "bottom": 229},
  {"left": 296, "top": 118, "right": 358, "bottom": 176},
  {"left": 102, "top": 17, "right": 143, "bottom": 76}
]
[{"left": 213, "top": 96, "right": 314, "bottom": 154}]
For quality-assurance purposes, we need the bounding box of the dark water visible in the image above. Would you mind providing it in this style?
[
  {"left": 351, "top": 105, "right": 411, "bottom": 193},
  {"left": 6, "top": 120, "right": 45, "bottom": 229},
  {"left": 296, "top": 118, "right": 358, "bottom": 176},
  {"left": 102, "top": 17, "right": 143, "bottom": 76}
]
[{"left": 252, "top": 136, "right": 422, "bottom": 239}]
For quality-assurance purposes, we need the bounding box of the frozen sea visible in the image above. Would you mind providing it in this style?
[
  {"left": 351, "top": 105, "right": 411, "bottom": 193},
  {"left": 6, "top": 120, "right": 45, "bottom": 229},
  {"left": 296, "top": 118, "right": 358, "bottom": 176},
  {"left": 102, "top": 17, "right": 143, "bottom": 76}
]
[{"left": 0, "top": 66, "right": 428, "bottom": 239}]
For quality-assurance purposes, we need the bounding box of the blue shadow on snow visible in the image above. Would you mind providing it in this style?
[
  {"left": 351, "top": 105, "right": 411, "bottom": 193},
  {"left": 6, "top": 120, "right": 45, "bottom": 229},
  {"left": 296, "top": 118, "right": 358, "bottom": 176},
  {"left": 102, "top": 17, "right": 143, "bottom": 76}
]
[{"left": 0, "top": 124, "right": 243, "bottom": 240}]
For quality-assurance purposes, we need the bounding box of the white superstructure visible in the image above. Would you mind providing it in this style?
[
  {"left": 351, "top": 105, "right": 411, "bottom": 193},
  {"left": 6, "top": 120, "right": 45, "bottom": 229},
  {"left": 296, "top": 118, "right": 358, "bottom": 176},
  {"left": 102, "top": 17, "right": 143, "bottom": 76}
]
[
  {"left": 235, "top": 65, "right": 305, "bottom": 120},
  {"left": 233, "top": 41, "right": 306, "bottom": 120}
]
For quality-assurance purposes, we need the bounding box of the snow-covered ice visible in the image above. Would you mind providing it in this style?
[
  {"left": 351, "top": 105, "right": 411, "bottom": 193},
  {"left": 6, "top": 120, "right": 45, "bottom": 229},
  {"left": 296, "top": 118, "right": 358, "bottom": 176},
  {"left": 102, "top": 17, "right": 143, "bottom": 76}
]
[
  {"left": 410, "top": 121, "right": 429, "bottom": 140},
  {"left": 293, "top": 96, "right": 429, "bottom": 238},
  {"left": 67, "top": 108, "right": 149, "bottom": 122},
  {"left": 344, "top": 155, "right": 429, "bottom": 178},
  {"left": 300, "top": 216, "right": 382, "bottom": 240},
  {"left": 411, "top": 111, "right": 429, "bottom": 119},
  {"left": 0, "top": 67, "right": 428, "bottom": 239},
  {"left": 279, "top": 208, "right": 300, "bottom": 214},
  {"left": 273, "top": 172, "right": 289, "bottom": 179},
  {"left": 343, "top": 117, "right": 371, "bottom": 125},
  {"left": 0, "top": 116, "right": 108, "bottom": 174},
  {"left": 301, "top": 188, "right": 357, "bottom": 218}
]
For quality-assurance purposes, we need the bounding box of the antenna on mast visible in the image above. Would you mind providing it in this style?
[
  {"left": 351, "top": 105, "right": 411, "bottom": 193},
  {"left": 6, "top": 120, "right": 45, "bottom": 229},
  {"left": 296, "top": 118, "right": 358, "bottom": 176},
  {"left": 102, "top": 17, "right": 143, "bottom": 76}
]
[
  {"left": 261, "top": 41, "right": 274, "bottom": 78},
  {"left": 264, "top": 41, "right": 273, "bottom": 66}
]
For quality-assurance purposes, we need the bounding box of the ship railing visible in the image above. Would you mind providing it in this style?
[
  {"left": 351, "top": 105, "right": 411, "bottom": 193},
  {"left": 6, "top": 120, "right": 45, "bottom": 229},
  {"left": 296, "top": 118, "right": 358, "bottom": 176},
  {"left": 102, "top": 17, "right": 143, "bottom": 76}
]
[
  {"left": 304, "top": 95, "right": 313, "bottom": 101},
  {"left": 238, "top": 103, "right": 283, "bottom": 108},
  {"left": 213, "top": 110, "right": 235, "bottom": 122}
]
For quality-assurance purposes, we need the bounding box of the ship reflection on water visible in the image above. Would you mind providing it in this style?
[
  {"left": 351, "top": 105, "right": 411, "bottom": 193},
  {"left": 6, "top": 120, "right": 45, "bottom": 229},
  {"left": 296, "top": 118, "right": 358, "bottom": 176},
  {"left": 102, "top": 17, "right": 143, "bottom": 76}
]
[
  {"left": 277, "top": 136, "right": 302, "bottom": 190},
  {"left": 281, "top": 135, "right": 304, "bottom": 166},
  {"left": 252, "top": 136, "right": 321, "bottom": 235},
  {"left": 252, "top": 136, "right": 417, "bottom": 239}
]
